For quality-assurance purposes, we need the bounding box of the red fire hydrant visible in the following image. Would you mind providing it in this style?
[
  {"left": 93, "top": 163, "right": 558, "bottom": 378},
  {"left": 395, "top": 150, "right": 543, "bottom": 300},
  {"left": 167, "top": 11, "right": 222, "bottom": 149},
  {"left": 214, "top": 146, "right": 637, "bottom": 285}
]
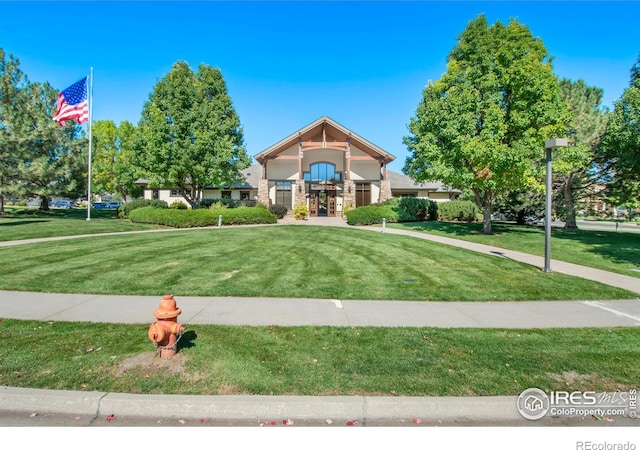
[{"left": 148, "top": 294, "right": 185, "bottom": 358}]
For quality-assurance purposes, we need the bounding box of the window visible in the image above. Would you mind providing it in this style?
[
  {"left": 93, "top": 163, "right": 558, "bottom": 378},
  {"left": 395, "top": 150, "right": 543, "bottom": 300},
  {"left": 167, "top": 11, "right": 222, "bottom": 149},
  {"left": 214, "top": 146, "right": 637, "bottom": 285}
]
[
  {"left": 221, "top": 191, "right": 232, "bottom": 199},
  {"left": 274, "top": 181, "right": 292, "bottom": 208},
  {"left": 355, "top": 183, "right": 371, "bottom": 207},
  {"left": 304, "top": 162, "right": 341, "bottom": 183}
]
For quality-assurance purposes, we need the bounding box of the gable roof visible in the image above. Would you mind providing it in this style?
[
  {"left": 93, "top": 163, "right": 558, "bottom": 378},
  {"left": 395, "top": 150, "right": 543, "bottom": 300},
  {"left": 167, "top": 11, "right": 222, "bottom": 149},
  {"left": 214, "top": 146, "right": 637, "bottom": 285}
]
[{"left": 254, "top": 116, "right": 395, "bottom": 165}]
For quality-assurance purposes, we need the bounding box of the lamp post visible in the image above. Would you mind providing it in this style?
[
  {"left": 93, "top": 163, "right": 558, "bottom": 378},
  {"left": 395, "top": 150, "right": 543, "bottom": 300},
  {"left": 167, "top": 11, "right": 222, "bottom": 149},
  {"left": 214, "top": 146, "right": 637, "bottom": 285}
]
[{"left": 543, "top": 138, "right": 568, "bottom": 273}]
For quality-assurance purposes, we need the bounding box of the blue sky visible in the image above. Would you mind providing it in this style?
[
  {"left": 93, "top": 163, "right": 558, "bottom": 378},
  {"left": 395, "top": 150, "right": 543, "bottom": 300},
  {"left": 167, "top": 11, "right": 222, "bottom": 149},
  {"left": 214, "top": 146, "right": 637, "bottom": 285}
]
[{"left": 2, "top": 1, "right": 639, "bottom": 172}]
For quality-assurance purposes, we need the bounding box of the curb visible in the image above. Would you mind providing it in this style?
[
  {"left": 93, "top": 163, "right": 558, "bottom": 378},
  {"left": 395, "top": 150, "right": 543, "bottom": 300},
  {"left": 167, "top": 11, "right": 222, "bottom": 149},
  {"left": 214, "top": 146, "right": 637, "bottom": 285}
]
[{"left": 0, "top": 386, "right": 520, "bottom": 422}]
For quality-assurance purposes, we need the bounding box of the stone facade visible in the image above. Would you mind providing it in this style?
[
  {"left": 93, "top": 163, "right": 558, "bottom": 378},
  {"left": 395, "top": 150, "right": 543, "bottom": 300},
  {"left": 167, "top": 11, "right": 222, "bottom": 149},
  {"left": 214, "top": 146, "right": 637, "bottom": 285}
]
[
  {"left": 257, "top": 179, "right": 270, "bottom": 206},
  {"left": 379, "top": 180, "right": 392, "bottom": 203},
  {"left": 294, "top": 179, "right": 306, "bottom": 207}
]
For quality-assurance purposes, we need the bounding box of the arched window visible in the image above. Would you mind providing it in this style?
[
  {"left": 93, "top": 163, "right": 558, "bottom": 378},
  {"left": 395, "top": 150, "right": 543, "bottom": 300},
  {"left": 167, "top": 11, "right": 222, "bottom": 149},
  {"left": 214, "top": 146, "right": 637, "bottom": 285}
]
[{"left": 304, "top": 162, "right": 342, "bottom": 182}]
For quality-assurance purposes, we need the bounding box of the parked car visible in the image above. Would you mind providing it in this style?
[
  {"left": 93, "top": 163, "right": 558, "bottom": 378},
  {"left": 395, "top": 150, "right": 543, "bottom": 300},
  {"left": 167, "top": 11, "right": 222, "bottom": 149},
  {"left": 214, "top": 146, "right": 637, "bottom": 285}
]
[
  {"left": 93, "top": 201, "right": 121, "bottom": 209},
  {"left": 52, "top": 200, "right": 74, "bottom": 209},
  {"left": 524, "top": 215, "right": 544, "bottom": 226}
]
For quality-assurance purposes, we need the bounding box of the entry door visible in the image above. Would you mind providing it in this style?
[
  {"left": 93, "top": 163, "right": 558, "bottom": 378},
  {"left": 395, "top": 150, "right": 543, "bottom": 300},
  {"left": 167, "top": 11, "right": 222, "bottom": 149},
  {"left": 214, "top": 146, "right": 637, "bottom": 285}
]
[
  {"left": 309, "top": 193, "right": 318, "bottom": 217},
  {"left": 327, "top": 192, "right": 336, "bottom": 217}
]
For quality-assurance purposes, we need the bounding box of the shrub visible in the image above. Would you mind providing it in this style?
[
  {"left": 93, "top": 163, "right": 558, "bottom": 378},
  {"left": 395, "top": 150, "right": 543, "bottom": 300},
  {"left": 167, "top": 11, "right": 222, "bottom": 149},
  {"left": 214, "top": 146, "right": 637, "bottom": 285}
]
[
  {"left": 437, "top": 200, "right": 480, "bottom": 222},
  {"left": 197, "top": 199, "right": 216, "bottom": 209},
  {"left": 129, "top": 206, "right": 277, "bottom": 227},
  {"left": 169, "top": 201, "right": 188, "bottom": 209},
  {"left": 346, "top": 205, "right": 398, "bottom": 226},
  {"left": 269, "top": 204, "right": 288, "bottom": 219},
  {"left": 293, "top": 205, "right": 308, "bottom": 220},
  {"left": 385, "top": 197, "right": 438, "bottom": 221},
  {"left": 118, "top": 199, "right": 168, "bottom": 218}
]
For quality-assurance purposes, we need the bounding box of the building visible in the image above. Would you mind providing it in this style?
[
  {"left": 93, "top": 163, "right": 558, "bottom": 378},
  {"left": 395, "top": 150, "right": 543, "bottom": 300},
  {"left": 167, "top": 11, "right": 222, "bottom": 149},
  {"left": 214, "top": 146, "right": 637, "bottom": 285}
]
[{"left": 142, "top": 116, "right": 459, "bottom": 215}]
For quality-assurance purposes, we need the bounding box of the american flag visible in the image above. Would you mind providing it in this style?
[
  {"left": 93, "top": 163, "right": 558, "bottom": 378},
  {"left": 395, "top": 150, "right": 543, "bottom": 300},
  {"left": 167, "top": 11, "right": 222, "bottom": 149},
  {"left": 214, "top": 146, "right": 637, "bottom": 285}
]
[{"left": 53, "top": 77, "right": 89, "bottom": 126}]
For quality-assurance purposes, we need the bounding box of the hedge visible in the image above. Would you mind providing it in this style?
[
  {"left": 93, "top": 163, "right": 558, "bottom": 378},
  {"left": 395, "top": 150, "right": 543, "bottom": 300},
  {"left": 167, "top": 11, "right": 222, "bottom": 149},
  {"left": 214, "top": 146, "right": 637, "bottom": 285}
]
[
  {"left": 345, "top": 205, "right": 399, "bottom": 226},
  {"left": 129, "top": 206, "right": 277, "bottom": 227},
  {"left": 437, "top": 200, "right": 480, "bottom": 222},
  {"left": 345, "top": 197, "right": 438, "bottom": 225},
  {"left": 118, "top": 199, "right": 168, "bottom": 218}
]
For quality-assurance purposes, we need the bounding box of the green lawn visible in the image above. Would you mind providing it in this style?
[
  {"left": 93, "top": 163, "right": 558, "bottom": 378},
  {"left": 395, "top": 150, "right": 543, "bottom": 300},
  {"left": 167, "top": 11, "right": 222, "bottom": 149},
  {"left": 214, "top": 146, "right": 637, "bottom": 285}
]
[
  {"left": 1, "top": 319, "right": 637, "bottom": 397},
  {"left": 391, "top": 221, "right": 640, "bottom": 279},
  {"left": 0, "top": 207, "right": 164, "bottom": 241},
  {"left": 0, "top": 226, "right": 634, "bottom": 301}
]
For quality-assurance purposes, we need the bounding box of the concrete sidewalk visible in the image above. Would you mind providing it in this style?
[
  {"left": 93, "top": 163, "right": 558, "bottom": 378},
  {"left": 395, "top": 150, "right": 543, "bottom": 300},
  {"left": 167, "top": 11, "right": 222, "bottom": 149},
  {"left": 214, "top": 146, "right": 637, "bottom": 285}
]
[{"left": 1, "top": 291, "right": 640, "bottom": 328}]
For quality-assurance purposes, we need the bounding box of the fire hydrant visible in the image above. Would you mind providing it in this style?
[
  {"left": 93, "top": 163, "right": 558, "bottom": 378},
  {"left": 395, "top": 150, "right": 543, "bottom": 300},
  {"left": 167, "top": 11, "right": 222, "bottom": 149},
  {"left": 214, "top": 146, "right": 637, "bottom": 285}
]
[{"left": 148, "top": 294, "right": 185, "bottom": 358}]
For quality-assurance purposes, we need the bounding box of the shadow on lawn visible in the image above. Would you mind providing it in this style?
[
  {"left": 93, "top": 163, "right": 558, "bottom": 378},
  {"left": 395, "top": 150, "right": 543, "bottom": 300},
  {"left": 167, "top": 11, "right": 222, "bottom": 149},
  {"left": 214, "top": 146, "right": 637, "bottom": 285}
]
[
  {"left": 0, "top": 219, "right": 50, "bottom": 226},
  {"left": 552, "top": 228, "right": 640, "bottom": 270},
  {"left": 401, "top": 221, "right": 640, "bottom": 270}
]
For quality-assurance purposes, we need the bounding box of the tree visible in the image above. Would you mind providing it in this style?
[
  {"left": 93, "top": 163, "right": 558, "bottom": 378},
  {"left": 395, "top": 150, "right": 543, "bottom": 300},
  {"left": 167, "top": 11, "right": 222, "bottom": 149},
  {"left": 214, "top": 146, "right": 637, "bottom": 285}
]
[
  {"left": 554, "top": 79, "right": 609, "bottom": 229},
  {"left": 136, "top": 61, "right": 250, "bottom": 208},
  {"left": 403, "top": 15, "right": 566, "bottom": 234},
  {"left": 0, "top": 49, "right": 86, "bottom": 211},
  {"left": 600, "top": 54, "right": 640, "bottom": 210},
  {"left": 0, "top": 49, "right": 29, "bottom": 213},
  {"left": 92, "top": 120, "right": 142, "bottom": 203},
  {"left": 16, "top": 80, "right": 87, "bottom": 210}
]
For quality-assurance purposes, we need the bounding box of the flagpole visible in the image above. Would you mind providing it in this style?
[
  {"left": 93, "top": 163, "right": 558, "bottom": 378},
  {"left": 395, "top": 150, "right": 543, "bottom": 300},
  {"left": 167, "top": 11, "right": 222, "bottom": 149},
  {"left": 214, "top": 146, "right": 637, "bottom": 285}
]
[{"left": 86, "top": 68, "right": 94, "bottom": 221}]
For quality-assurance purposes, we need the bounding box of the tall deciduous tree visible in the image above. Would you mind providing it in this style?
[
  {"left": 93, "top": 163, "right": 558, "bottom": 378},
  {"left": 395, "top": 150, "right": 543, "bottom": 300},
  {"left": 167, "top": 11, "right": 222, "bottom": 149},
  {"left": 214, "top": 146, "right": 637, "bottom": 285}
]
[
  {"left": 136, "top": 61, "right": 250, "bottom": 207},
  {"left": 92, "top": 120, "right": 142, "bottom": 203},
  {"left": 403, "top": 15, "right": 566, "bottom": 234},
  {"left": 600, "top": 53, "right": 640, "bottom": 210},
  {"left": 555, "top": 79, "right": 609, "bottom": 229}
]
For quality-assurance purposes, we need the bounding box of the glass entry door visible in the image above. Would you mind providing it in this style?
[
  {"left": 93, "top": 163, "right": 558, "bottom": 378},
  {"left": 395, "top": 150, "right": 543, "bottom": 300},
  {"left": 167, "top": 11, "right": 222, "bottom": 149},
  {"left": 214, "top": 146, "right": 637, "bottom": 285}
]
[{"left": 309, "top": 190, "right": 336, "bottom": 217}]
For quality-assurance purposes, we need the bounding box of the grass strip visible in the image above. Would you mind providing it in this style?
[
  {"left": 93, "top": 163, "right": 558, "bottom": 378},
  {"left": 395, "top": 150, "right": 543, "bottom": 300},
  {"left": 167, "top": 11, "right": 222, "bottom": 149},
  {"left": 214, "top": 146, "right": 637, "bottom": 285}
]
[{"left": 1, "top": 319, "right": 637, "bottom": 397}]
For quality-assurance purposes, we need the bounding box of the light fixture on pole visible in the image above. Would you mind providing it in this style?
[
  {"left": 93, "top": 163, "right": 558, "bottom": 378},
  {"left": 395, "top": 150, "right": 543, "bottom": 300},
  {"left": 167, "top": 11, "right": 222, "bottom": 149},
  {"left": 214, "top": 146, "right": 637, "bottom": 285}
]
[{"left": 543, "top": 138, "right": 567, "bottom": 273}]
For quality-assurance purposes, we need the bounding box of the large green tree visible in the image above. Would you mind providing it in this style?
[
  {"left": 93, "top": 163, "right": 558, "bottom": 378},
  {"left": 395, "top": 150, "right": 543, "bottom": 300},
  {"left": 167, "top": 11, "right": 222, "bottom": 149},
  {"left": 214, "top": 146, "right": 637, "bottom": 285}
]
[
  {"left": 0, "top": 49, "right": 85, "bottom": 211},
  {"left": 0, "top": 49, "right": 28, "bottom": 213},
  {"left": 403, "top": 15, "right": 566, "bottom": 234},
  {"left": 92, "top": 120, "right": 142, "bottom": 202},
  {"left": 554, "top": 79, "right": 609, "bottom": 229},
  {"left": 600, "top": 53, "right": 640, "bottom": 209},
  {"left": 136, "top": 61, "right": 250, "bottom": 208}
]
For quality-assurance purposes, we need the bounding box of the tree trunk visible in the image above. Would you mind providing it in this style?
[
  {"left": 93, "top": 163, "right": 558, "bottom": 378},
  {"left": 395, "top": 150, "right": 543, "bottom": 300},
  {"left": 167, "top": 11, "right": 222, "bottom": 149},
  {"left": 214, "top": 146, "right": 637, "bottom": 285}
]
[
  {"left": 563, "top": 175, "right": 579, "bottom": 230},
  {"left": 39, "top": 194, "right": 50, "bottom": 211},
  {"left": 482, "top": 204, "right": 492, "bottom": 234},
  {"left": 0, "top": 193, "right": 5, "bottom": 215},
  {"left": 474, "top": 189, "right": 493, "bottom": 235}
]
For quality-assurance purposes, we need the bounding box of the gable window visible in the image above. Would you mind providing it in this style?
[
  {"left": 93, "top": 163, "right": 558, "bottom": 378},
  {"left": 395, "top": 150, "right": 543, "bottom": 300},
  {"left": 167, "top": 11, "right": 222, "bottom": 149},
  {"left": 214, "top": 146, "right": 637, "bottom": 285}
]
[{"left": 304, "top": 162, "right": 342, "bottom": 183}]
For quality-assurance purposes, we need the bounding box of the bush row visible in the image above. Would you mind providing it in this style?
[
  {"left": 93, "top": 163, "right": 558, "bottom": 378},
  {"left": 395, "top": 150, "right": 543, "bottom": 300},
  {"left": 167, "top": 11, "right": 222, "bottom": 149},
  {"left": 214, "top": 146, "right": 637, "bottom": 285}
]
[
  {"left": 129, "top": 206, "right": 277, "bottom": 227},
  {"left": 118, "top": 199, "right": 168, "bottom": 218},
  {"left": 345, "top": 199, "right": 480, "bottom": 225}
]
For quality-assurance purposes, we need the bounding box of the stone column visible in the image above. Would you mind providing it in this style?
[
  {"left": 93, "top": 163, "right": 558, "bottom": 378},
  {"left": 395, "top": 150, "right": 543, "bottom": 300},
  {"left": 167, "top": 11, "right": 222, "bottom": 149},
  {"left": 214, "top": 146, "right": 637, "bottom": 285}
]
[
  {"left": 379, "top": 180, "right": 392, "bottom": 203},
  {"left": 294, "top": 180, "right": 306, "bottom": 208},
  {"left": 257, "top": 179, "right": 270, "bottom": 206},
  {"left": 342, "top": 180, "right": 356, "bottom": 214}
]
